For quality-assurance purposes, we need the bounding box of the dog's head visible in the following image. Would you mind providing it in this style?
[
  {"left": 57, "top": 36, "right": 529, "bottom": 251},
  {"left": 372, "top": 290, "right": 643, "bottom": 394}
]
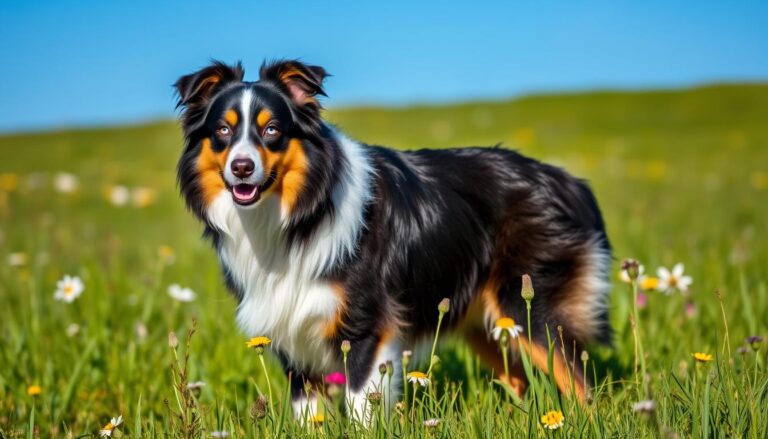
[{"left": 175, "top": 60, "right": 338, "bottom": 225}]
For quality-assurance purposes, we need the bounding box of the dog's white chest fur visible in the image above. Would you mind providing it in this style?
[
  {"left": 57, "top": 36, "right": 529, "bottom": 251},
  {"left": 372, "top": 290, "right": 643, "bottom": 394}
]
[{"left": 206, "top": 131, "right": 372, "bottom": 374}]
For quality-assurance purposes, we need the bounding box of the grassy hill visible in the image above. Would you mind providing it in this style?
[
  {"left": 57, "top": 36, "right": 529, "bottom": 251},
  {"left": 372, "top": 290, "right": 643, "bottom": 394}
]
[{"left": 1, "top": 83, "right": 766, "bottom": 437}]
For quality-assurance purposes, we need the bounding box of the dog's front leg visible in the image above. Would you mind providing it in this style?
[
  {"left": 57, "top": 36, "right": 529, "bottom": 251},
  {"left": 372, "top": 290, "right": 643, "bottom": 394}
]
[{"left": 345, "top": 334, "right": 402, "bottom": 426}]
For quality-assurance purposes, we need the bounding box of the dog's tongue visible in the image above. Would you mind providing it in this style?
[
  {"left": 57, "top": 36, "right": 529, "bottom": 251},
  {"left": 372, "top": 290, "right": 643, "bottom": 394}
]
[{"left": 233, "top": 184, "right": 258, "bottom": 202}]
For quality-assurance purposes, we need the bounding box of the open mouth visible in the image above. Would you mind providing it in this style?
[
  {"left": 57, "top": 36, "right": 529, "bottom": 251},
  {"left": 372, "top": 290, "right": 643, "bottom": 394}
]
[{"left": 229, "top": 171, "right": 276, "bottom": 206}]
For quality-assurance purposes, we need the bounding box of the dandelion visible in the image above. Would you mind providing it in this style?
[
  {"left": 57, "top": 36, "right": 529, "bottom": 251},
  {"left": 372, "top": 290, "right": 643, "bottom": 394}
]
[
  {"left": 8, "top": 252, "right": 27, "bottom": 267},
  {"left": 246, "top": 336, "right": 272, "bottom": 350},
  {"left": 310, "top": 413, "right": 325, "bottom": 425},
  {"left": 406, "top": 371, "right": 430, "bottom": 387},
  {"left": 692, "top": 352, "right": 713, "bottom": 363},
  {"left": 640, "top": 277, "right": 660, "bottom": 291},
  {"left": 632, "top": 399, "right": 657, "bottom": 413},
  {"left": 107, "top": 185, "right": 130, "bottom": 207},
  {"left": 424, "top": 418, "right": 441, "bottom": 428},
  {"left": 53, "top": 275, "right": 84, "bottom": 303},
  {"left": 210, "top": 431, "right": 229, "bottom": 438},
  {"left": 53, "top": 172, "right": 79, "bottom": 193},
  {"left": 657, "top": 263, "right": 693, "bottom": 294},
  {"left": 98, "top": 415, "right": 122, "bottom": 437},
  {"left": 322, "top": 372, "right": 344, "bottom": 386},
  {"left": 27, "top": 385, "right": 41, "bottom": 396},
  {"left": 0, "top": 173, "right": 19, "bottom": 192},
  {"left": 492, "top": 317, "right": 523, "bottom": 340},
  {"left": 540, "top": 409, "right": 565, "bottom": 430},
  {"left": 167, "top": 283, "right": 196, "bottom": 302}
]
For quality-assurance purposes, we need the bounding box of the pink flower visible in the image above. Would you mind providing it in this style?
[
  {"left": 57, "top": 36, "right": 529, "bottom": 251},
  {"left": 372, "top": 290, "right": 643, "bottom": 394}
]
[
  {"left": 636, "top": 292, "right": 647, "bottom": 309},
  {"left": 685, "top": 301, "right": 697, "bottom": 318},
  {"left": 324, "top": 372, "right": 346, "bottom": 385}
]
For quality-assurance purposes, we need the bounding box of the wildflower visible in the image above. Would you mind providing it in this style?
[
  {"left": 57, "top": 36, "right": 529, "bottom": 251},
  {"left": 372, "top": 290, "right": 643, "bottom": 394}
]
[
  {"left": 692, "top": 352, "right": 713, "bottom": 363},
  {"left": 737, "top": 346, "right": 749, "bottom": 356},
  {"left": 167, "top": 283, "right": 196, "bottom": 302},
  {"left": 341, "top": 340, "right": 351, "bottom": 355},
  {"left": 657, "top": 263, "right": 693, "bottom": 294},
  {"left": 135, "top": 322, "right": 148, "bottom": 342},
  {"left": 53, "top": 172, "right": 79, "bottom": 193},
  {"left": 131, "top": 186, "right": 157, "bottom": 208},
  {"left": 438, "top": 298, "right": 450, "bottom": 314},
  {"left": 53, "top": 275, "right": 84, "bottom": 303},
  {"left": 310, "top": 413, "right": 325, "bottom": 424},
  {"left": 492, "top": 317, "right": 523, "bottom": 341},
  {"left": 402, "top": 350, "right": 412, "bottom": 368},
  {"left": 67, "top": 323, "right": 81, "bottom": 337},
  {"left": 406, "top": 371, "right": 430, "bottom": 387},
  {"left": 581, "top": 350, "right": 589, "bottom": 362},
  {"left": 746, "top": 335, "right": 763, "bottom": 351},
  {"left": 98, "top": 415, "right": 122, "bottom": 437},
  {"left": 521, "top": 274, "right": 535, "bottom": 300},
  {"left": 632, "top": 399, "right": 657, "bottom": 413},
  {"left": 640, "top": 277, "right": 660, "bottom": 291},
  {"left": 620, "top": 259, "right": 641, "bottom": 281},
  {"left": 0, "top": 173, "right": 19, "bottom": 192},
  {"left": 246, "top": 336, "right": 272, "bottom": 349},
  {"left": 424, "top": 418, "right": 441, "bottom": 428},
  {"left": 636, "top": 291, "right": 648, "bottom": 309},
  {"left": 168, "top": 331, "right": 178, "bottom": 348},
  {"left": 107, "top": 185, "right": 130, "bottom": 207},
  {"left": 684, "top": 301, "right": 697, "bottom": 318},
  {"left": 540, "top": 409, "right": 564, "bottom": 430},
  {"left": 324, "top": 372, "right": 346, "bottom": 385},
  {"left": 27, "top": 385, "right": 42, "bottom": 396},
  {"left": 8, "top": 252, "right": 28, "bottom": 267},
  {"left": 158, "top": 245, "right": 176, "bottom": 265},
  {"left": 210, "top": 431, "right": 229, "bottom": 438}
]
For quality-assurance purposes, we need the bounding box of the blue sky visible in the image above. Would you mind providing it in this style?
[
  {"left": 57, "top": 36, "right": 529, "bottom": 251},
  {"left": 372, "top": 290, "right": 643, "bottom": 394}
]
[{"left": 1, "top": 1, "right": 767, "bottom": 132}]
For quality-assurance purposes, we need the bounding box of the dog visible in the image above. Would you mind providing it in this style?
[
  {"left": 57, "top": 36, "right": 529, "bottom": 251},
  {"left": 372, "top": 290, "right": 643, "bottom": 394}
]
[{"left": 174, "top": 59, "right": 612, "bottom": 421}]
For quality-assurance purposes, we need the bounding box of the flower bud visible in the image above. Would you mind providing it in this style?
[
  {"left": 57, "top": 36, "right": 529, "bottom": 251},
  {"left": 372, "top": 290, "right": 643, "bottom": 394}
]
[
  {"left": 581, "top": 350, "right": 589, "bottom": 363},
  {"left": 431, "top": 355, "right": 440, "bottom": 366},
  {"left": 341, "top": 340, "right": 351, "bottom": 355},
  {"left": 438, "top": 298, "right": 450, "bottom": 314},
  {"left": 168, "top": 331, "right": 178, "bottom": 348},
  {"left": 379, "top": 363, "right": 387, "bottom": 376},
  {"left": 521, "top": 274, "right": 535, "bottom": 301},
  {"left": 250, "top": 395, "right": 268, "bottom": 421},
  {"left": 367, "top": 391, "right": 382, "bottom": 405},
  {"left": 621, "top": 259, "right": 640, "bottom": 280},
  {"left": 747, "top": 335, "right": 764, "bottom": 351},
  {"left": 402, "top": 350, "right": 412, "bottom": 368},
  {"left": 386, "top": 360, "right": 394, "bottom": 377}
]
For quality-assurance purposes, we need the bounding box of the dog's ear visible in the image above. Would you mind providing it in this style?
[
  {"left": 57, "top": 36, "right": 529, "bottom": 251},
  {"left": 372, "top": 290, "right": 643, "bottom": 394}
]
[
  {"left": 259, "top": 60, "right": 328, "bottom": 115},
  {"left": 175, "top": 61, "right": 245, "bottom": 112}
]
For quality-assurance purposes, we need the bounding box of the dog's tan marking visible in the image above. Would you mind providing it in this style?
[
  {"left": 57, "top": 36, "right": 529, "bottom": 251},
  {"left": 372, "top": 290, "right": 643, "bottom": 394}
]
[{"left": 196, "top": 138, "right": 228, "bottom": 205}]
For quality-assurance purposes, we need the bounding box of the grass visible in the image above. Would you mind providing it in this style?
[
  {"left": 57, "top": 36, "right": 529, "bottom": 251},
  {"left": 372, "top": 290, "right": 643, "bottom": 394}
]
[{"left": 1, "top": 83, "right": 767, "bottom": 437}]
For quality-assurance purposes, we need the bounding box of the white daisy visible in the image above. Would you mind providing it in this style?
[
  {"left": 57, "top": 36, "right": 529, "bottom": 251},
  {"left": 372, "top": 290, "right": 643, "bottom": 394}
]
[
  {"left": 54, "top": 275, "right": 84, "bottom": 303},
  {"left": 657, "top": 263, "right": 693, "bottom": 294},
  {"left": 492, "top": 317, "right": 523, "bottom": 340},
  {"left": 210, "top": 431, "right": 229, "bottom": 438},
  {"left": 168, "top": 283, "right": 196, "bottom": 302},
  {"left": 406, "top": 371, "right": 430, "bottom": 387},
  {"left": 53, "top": 172, "right": 79, "bottom": 193},
  {"left": 99, "top": 415, "right": 122, "bottom": 437},
  {"left": 424, "top": 418, "right": 441, "bottom": 427},
  {"left": 8, "top": 252, "right": 28, "bottom": 267}
]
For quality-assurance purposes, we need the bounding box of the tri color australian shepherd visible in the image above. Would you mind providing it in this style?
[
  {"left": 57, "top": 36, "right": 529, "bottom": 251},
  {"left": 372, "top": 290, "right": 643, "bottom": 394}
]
[{"left": 174, "top": 60, "right": 611, "bottom": 421}]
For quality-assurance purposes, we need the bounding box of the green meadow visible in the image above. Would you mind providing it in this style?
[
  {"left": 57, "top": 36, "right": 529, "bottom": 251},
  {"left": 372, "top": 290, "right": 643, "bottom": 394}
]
[{"left": 1, "top": 83, "right": 767, "bottom": 437}]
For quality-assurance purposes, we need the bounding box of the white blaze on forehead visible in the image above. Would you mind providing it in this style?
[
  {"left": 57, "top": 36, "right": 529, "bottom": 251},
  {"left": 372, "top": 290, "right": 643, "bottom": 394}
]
[{"left": 224, "top": 89, "right": 263, "bottom": 185}]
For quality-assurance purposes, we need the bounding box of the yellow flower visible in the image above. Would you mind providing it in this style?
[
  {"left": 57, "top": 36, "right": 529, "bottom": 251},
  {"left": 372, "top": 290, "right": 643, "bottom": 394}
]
[
  {"left": 492, "top": 317, "right": 523, "bottom": 340},
  {"left": 540, "top": 409, "right": 564, "bottom": 430},
  {"left": 692, "top": 352, "right": 713, "bottom": 363},
  {"left": 406, "top": 371, "right": 430, "bottom": 387},
  {"left": 310, "top": 413, "right": 325, "bottom": 424},
  {"left": 27, "top": 385, "right": 42, "bottom": 396},
  {"left": 246, "top": 336, "right": 272, "bottom": 349},
  {"left": 640, "top": 277, "right": 660, "bottom": 291},
  {"left": 158, "top": 245, "right": 176, "bottom": 265}
]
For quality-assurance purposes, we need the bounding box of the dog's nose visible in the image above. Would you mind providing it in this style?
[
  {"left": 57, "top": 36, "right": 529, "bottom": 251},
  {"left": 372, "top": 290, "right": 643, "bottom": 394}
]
[{"left": 231, "top": 158, "right": 255, "bottom": 179}]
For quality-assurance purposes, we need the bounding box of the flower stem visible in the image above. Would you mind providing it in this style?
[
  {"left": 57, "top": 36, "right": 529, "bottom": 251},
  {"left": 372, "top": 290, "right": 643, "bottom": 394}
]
[
  {"left": 258, "top": 353, "right": 276, "bottom": 421},
  {"left": 631, "top": 278, "right": 647, "bottom": 396},
  {"left": 426, "top": 312, "right": 446, "bottom": 377}
]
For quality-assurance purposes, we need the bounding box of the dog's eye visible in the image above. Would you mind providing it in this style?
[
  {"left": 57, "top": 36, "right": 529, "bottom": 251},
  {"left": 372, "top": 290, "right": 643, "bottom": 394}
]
[
  {"left": 216, "top": 125, "right": 231, "bottom": 136},
  {"left": 264, "top": 125, "right": 280, "bottom": 137}
]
